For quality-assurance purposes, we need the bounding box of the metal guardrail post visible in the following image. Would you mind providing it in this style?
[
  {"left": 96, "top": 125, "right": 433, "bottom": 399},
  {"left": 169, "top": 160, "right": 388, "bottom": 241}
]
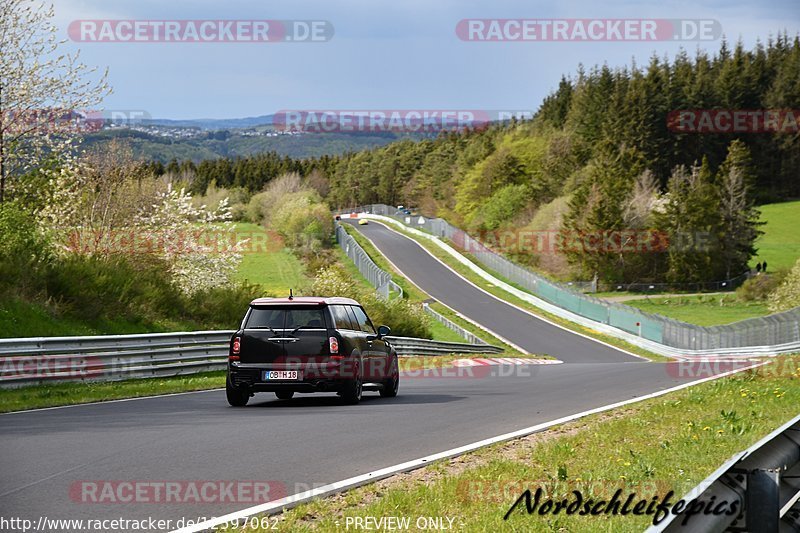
[
  {"left": 651, "top": 414, "right": 800, "bottom": 532},
  {"left": 746, "top": 469, "right": 781, "bottom": 532}
]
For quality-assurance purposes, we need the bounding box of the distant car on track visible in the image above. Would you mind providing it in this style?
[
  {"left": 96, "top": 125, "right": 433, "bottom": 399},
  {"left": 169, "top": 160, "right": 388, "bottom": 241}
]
[
  {"left": 226, "top": 296, "right": 398, "bottom": 406},
  {"left": 358, "top": 218, "right": 369, "bottom": 225}
]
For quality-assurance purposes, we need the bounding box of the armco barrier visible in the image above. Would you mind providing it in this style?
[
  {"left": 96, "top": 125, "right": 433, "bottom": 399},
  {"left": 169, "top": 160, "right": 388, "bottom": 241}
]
[
  {"left": 648, "top": 413, "right": 800, "bottom": 532},
  {"left": 385, "top": 336, "right": 501, "bottom": 357},
  {"left": 336, "top": 222, "right": 493, "bottom": 345},
  {"left": 0, "top": 332, "right": 502, "bottom": 389},
  {"left": 349, "top": 204, "right": 800, "bottom": 352},
  {"left": 336, "top": 224, "right": 402, "bottom": 299},
  {"left": 422, "top": 303, "right": 490, "bottom": 345}
]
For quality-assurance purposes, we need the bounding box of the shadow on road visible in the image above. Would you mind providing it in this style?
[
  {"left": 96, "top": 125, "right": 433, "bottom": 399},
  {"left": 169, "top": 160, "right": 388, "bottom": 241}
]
[{"left": 245, "top": 392, "right": 465, "bottom": 409}]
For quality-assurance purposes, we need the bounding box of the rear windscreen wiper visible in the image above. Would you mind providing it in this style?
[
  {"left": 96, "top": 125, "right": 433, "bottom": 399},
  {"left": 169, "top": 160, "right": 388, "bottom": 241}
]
[{"left": 250, "top": 326, "right": 282, "bottom": 338}]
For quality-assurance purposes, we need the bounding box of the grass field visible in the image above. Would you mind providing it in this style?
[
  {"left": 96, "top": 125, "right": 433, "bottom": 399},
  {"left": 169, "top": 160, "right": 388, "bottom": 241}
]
[
  {"left": 240, "top": 356, "right": 800, "bottom": 533},
  {"left": 753, "top": 200, "right": 800, "bottom": 271},
  {"left": 624, "top": 294, "right": 770, "bottom": 326},
  {"left": 233, "top": 222, "right": 310, "bottom": 295}
]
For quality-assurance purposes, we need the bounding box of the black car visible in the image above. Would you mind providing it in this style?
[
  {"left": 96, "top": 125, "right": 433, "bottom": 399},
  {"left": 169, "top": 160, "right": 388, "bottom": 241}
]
[{"left": 226, "top": 296, "right": 399, "bottom": 406}]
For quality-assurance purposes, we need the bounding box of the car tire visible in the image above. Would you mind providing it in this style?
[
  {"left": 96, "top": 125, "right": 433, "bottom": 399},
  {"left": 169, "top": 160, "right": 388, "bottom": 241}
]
[
  {"left": 379, "top": 355, "right": 399, "bottom": 398},
  {"left": 226, "top": 376, "right": 249, "bottom": 407},
  {"left": 275, "top": 391, "right": 294, "bottom": 400},
  {"left": 340, "top": 361, "right": 362, "bottom": 404}
]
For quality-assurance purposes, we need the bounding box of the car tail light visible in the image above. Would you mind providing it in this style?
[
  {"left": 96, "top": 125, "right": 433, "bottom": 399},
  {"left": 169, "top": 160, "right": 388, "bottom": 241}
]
[
  {"left": 229, "top": 337, "right": 241, "bottom": 361},
  {"left": 329, "top": 336, "right": 342, "bottom": 359}
]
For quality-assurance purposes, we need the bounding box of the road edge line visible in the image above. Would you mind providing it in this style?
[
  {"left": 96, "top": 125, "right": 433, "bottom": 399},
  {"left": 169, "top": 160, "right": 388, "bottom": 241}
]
[{"left": 170, "top": 360, "right": 768, "bottom": 533}]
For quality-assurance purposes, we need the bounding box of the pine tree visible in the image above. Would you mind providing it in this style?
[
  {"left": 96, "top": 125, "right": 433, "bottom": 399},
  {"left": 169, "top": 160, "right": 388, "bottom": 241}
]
[
  {"left": 658, "top": 159, "right": 722, "bottom": 283},
  {"left": 716, "top": 140, "right": 762, "bottom": 278}
]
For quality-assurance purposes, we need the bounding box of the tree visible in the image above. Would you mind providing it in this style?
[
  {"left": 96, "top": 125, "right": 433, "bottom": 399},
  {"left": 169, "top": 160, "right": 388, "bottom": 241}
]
[
  {"left": 716, "top": 140, "right": 761, "bottom": 278},
  {"left": 562, "top": 143, "right": 645, "bottom": 282},
  {"left": 657, "top": 159, "right": 722, "bottom": 283},
  {"left": 0, "top": 0, "right": 110, "bottom": 202}
]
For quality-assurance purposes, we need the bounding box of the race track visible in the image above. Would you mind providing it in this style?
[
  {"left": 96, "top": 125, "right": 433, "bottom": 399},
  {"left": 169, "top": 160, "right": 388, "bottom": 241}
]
[{"left": 0, "top": 221, "right": 739, "bottom": 532}]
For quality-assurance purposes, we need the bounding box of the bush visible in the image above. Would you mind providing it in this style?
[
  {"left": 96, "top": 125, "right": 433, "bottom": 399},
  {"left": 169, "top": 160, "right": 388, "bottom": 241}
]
[
  {"left": 736, "top": 271, "right": 788, "bottom": 302},
  {"left": 272, "top": 191, "right": 333, "bottom": 255},
  {"left": 188, "top": 283, "right": 261, "bottom": 328},
  {"left": 0, "top": 202, "right": 51, "bottom": 293},
  {"left": 310, "top": 266, "right": 431, "bottom": 338},
  {"left": 768, "top": 259, "right": 800, "bottom": 313},
  {"left": 43, "top": 254, "right": 182, "bottom": 322}
]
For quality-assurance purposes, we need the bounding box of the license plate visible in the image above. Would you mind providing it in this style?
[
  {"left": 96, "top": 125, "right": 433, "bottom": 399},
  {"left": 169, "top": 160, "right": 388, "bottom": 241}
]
[{"left": 263, "top": 370, "right": 300, "bottom": 380}]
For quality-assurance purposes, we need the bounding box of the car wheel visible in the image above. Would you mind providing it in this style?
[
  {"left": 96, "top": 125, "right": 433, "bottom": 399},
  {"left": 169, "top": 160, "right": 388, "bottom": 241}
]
[
  {"left": 226, "top": 376, "right": 249, "bottom": 407},
  {"left": 380, "top": 356, "right": 399, "bottom": 398},
  {"left": 341, "top": 362, "right": 362, "bottom": 404},
  {"left": 275, "top": 391, "right": 294, "bottom": 400}
]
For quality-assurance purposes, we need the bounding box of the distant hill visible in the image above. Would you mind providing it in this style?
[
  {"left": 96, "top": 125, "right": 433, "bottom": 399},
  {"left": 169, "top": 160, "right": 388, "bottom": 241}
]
[{"left": 81, "top": 128, "right": 410, "bottom": 161}]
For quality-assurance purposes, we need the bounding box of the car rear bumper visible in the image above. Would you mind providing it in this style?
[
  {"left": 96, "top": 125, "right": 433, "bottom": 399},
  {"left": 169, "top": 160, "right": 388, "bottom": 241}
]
[{"left": 228, "top": 363, "right": 354, "bottom": 393}]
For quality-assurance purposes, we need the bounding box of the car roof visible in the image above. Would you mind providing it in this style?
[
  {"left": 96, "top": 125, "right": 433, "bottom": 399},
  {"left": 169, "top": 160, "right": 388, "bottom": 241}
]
[{"left": 249, "top": 296, "right": 360, "bottom": 306}]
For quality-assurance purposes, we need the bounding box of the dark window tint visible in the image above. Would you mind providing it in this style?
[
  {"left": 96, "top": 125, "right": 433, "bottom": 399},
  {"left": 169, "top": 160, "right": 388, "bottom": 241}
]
[
  {"left": 245, "top": 308, "right": 284, "bottom": 329},
  {"left": 350, "top": 306, "right": 376, "bottom": 334},
  {"left": 344, "top": 306, "right": 361, "bottom": 331},
  {"left": 329, "top": 305, "right": 355, "bottom": 330},
  {"left": 246, "top": 306, "right": 326, "bottom": 330}
]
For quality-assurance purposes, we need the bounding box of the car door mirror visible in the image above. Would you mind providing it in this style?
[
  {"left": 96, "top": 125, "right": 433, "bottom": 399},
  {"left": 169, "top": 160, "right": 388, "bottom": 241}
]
[{"left": 377, "top": 325, "right": 390, "bottom": 338}]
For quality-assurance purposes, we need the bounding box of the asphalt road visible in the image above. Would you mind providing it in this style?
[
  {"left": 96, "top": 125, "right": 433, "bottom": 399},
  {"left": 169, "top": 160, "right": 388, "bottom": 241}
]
[
  {"left": 0, "top": 221, "right": 742, "bottom": 532},
  {"left": 345, "top": 219, "right": 637, "bottom": 364}
]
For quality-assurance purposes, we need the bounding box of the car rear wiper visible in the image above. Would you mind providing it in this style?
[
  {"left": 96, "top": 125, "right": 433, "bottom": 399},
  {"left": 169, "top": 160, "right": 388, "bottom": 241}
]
[
  {"left": 250, "top": 325, "right": 282, "bottom": 338},
  {"left": 288, "top": 325, "right": 307, "bottom": 336}
]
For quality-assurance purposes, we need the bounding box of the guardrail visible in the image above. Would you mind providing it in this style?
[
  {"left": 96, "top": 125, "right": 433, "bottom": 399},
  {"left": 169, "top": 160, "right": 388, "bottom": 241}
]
[
  {"left": 336, "top": 221, "right": 494, "bottom": 345},
  {"left": 386, "top": 336, "right": 501, "bottom": 357},
  {"left": 0, "top": 331, "right": 503, "bottom": 388},
  {"left": 422, "top": 303, "right": 490, "bottom": 345},
  {"left": 349, "top": 204, "right": 800, "bottom": 352},
  {"left": 335, "top": 224, "right": 403, "bottom": 299},
  {"left": 648, "top": 413, "right": 800, "bottom": 532}
]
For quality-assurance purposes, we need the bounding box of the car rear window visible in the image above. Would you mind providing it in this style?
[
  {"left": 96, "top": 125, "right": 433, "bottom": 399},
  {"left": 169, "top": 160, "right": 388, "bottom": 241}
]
[{"left": 246, "top": 306, "right": 326, "bottom": 330}]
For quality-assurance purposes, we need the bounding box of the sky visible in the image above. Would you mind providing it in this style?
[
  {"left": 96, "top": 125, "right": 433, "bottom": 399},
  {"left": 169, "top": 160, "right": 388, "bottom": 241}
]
[{"left": 51, "top": 0, "right": 800, "bottom": 120}]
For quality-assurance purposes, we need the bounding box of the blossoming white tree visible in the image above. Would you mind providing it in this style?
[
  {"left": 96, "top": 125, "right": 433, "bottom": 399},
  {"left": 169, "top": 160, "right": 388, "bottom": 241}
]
[
  {"left": 136, "top": 185, "right": 247, "bottom": 295},
  {"left": 0, "top": 0, "right": 110, "bottom": 202}
]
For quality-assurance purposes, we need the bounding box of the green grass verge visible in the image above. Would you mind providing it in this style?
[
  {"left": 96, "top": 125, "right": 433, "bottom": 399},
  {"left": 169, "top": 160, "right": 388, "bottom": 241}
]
[
  {"left": 237, "top": 356, "right": 800, "bottom": 532},
  {"left": 0, "top": 371, "right": 227, "bottom": 413},
  {"left": 0, "top": 297, "right": 197, "bottom": 338},
  {"left": 753, "top": 200, "right": 800, "bottom": 271},
  {"left": 233, "top": 222, "right": 310, "bottom": 295},
  {"left": 624, "top": 294, "right": 770, "bottom": 326},
  {"left": 0, "top": 223, "right": 297, "bottom": 338},
  {"left": 376, "top": 222, "right": 666, "bottom": 362}
]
